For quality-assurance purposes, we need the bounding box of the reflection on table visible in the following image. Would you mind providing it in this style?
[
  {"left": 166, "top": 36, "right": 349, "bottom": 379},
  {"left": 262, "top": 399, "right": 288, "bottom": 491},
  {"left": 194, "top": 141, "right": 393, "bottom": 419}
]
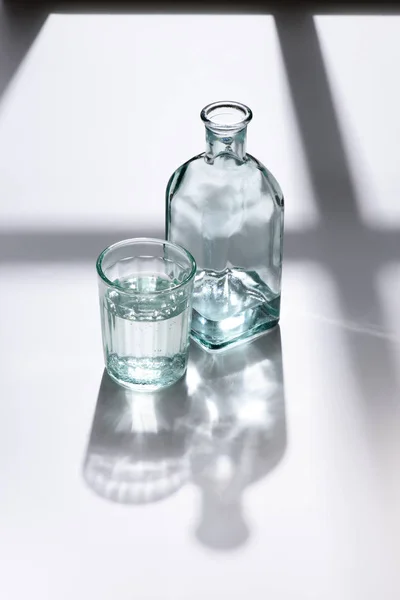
[{"left": 83, "top": 326, "right": 286, "bottom": 550}]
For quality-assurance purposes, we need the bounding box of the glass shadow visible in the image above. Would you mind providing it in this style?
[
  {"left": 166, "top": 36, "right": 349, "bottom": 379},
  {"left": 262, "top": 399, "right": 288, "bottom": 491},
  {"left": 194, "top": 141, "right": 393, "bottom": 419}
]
[
  {"left": 83, "top": 326, "right": 286, "bottom": 549},
  {"left": 83, "top": 372, "right": 193, "bottom": 504}
]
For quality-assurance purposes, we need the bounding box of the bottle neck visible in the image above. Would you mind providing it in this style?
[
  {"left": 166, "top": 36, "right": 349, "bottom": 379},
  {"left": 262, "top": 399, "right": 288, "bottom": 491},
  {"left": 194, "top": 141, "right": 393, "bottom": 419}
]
[{"left": 205, "top": 126, "right": 247, "bottom": 163}]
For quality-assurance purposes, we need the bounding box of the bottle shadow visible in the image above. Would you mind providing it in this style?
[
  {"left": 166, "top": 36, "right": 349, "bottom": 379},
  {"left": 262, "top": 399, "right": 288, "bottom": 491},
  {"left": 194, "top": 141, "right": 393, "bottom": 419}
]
[
  {"left": 83, "top": 326, "right": 286, "bottom": 550},
  {"left": 187, "top": 327, "right": 286, "bottom": 549}
]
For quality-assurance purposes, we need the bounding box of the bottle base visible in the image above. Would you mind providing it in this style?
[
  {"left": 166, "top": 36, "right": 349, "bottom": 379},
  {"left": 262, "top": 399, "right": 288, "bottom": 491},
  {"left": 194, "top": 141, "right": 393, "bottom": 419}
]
[
  {"left": 190, "top": 269, "right": 280, "bottom": 351},
  {"left": 190, "top": 317, "right": 280, "bottom": 352}
]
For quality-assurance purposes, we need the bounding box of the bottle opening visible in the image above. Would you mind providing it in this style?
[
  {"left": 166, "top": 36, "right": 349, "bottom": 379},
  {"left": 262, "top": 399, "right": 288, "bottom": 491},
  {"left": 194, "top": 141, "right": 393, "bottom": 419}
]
[{"left": 201, "top": 101, "right": 252, "bottom": 132}]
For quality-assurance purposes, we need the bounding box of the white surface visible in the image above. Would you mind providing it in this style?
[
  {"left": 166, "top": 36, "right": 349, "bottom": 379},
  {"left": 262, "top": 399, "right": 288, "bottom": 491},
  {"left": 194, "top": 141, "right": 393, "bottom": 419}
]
[
  {"left": 1, "top": 13, "right": 400, "bottom": 600},
  {"left": 0, "top": 14, "right": 317, "bottom": 231}
]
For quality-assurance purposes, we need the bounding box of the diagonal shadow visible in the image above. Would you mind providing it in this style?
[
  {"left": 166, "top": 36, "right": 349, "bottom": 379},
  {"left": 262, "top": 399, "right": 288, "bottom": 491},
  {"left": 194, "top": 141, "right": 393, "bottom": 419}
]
[
  {"left": 275, "top": 12, "right": 399, "bottom": 417},
  {"left": 275, "top": 13, "right": 358, "bottom": 223},
  {"left": 0, "top": 1, "right": 48, "bottom": 101}
]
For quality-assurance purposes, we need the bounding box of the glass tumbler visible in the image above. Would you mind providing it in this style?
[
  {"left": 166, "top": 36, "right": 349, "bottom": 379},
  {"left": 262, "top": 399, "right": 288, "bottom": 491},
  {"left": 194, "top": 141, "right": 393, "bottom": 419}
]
[{"left": 97, "top": 238, "right": 196, "bottom": 391}]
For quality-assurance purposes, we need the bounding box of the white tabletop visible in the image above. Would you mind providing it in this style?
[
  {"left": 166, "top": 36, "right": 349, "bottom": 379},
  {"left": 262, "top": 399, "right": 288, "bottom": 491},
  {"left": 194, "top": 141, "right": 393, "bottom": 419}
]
[{"left": 1, "top": 12, "right": 400, "bottom": 600}]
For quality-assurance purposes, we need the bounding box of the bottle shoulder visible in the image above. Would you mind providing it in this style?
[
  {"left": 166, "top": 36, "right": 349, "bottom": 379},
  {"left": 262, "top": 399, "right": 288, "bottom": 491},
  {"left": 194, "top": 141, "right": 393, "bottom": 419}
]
[
  {"left": 166, "top": 153, "right": 204, "bottom": 198},
  {"left": 246, "top": 153, "right": 284, "bottom": 208},
  {"left": 167, "top": 152, "right": 284, "bottom": 209}
]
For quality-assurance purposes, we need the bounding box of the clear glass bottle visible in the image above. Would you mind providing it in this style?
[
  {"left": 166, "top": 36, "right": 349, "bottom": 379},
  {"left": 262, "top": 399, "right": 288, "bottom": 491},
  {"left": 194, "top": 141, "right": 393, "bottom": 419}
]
[{"left": 166, "top": 101, "right": 284, "bottom": 350}]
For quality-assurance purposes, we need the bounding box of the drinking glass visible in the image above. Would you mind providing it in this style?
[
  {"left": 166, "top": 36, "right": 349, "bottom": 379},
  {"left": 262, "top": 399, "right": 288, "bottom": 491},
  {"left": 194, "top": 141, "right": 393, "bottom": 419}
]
[{"left": 97, "top": 238, "right": 196, "bottom": 390}]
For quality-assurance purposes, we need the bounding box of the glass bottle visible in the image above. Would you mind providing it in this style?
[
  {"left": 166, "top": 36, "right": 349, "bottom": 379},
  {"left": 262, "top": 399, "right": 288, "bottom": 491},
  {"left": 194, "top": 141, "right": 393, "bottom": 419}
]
[{"left": 166, "top": 101, "right": 284, "bottom": 350}]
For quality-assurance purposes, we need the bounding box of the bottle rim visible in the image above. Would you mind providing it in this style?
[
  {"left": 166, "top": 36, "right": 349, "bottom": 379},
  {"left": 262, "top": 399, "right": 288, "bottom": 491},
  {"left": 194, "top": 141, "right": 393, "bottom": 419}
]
[{"left": 201, "top": 101, "right": 253, "bottom": 132}]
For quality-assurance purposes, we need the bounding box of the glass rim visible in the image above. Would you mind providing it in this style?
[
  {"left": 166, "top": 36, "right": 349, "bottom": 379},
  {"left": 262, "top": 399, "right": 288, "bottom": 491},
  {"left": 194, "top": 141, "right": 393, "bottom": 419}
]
[
  {"left": 201, "top": 100, "right": 253, "bottom": 132},
  {"left": 96, "top": 237, "right": 197, "bottom": 295}
]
